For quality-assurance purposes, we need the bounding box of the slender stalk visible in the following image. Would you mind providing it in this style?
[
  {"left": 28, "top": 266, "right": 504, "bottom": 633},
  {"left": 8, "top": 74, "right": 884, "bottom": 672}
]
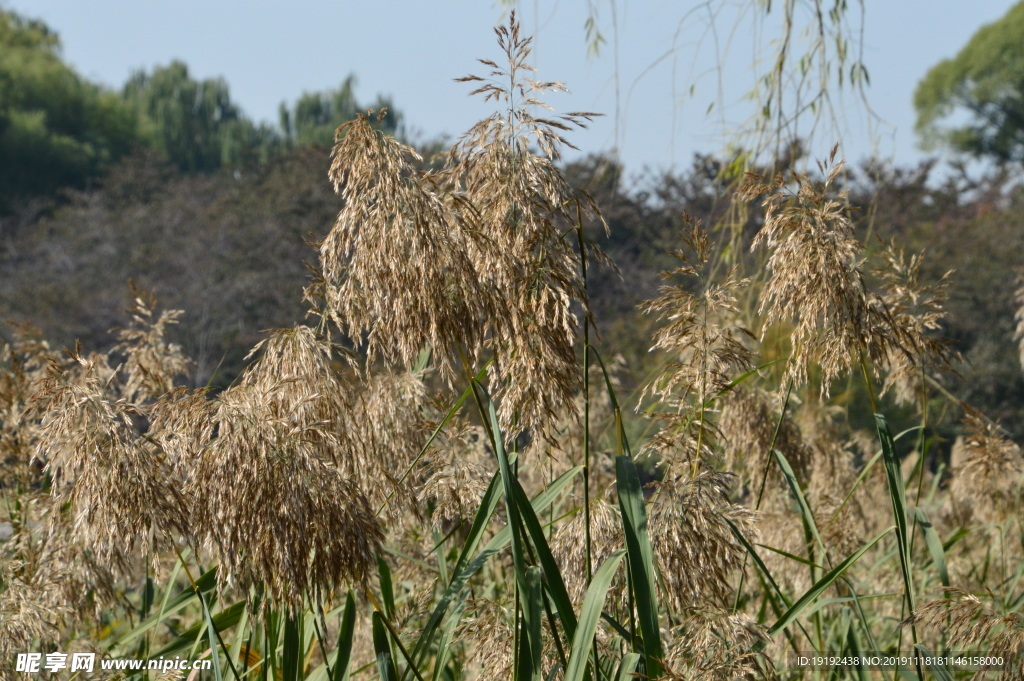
[
  {"left": 575, "top": 220, "right": 593, "bottom": 586},
  {"left": 170, "top": 543, "right": 241, "bottom": 681},
  {"left": 365, "top": 589, "right": 427, "bottom": 681},
  {"left": 576, "top": 216, "right": 600, "bottom": 681},
  {"left": 734, "top": 378, "right": 793, "bottom": 615}
]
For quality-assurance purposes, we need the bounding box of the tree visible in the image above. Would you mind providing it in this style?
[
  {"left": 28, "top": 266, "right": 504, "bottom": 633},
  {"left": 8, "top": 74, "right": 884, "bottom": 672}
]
[
  {"left": 279, "top": 74, "right": 402, "bottom": 148},
  {"left": 0, "top": 9, "right": 139, "bottom": 206},
  {"left": 124, "top": 60, "right": 280, "bottom": 172},
  {"left": 915, "top": 1, "right": 1024, "bottom": 163}
]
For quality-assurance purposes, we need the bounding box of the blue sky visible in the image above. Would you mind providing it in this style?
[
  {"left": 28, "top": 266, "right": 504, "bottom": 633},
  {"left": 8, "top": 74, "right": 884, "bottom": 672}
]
[{"left": 5, "top": 0, "right": 1016, "bottom": 175}]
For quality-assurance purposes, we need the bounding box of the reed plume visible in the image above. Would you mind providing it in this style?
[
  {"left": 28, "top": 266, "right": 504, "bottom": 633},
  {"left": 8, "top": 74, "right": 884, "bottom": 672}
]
[
  {"left": 0, "top": 325, "right": 60, "bottom": 489},
  {"left": 112, "top": 289, "right": 191, "bottom": 402},
  {"left": 419, "top": 424, "right": 491, "bottom": 531},
  {"left": 189, "top": 326, "right": 382, "bottom": 613},
  {"left": 34, "top": 348, "right": 190, "bottom": 570},
  {"left": 909, "top": 590, "right": 1024, "bottom": 681},
  {"left": 664, "top": 609, "right": 773, "bottom": 681},
  {"left": 949, "top": 408, "right": 1024, "bottom": 525},
  {"left": 320, "top": 111, "right": 488, "bottom": 384},
  {"left": 649, "top": 469, "right": 757, "bottom": 613},
  {"left": 442, "top": 12, "right": 601, "bottom": 434},
  {"left": 741, "top": 149, "right": 902, "bottom": 395},
  {"left": 642, "top": 217, "right": 753, "bottom": 476},
  {"left": 552, "top": 496, "right": 624, "bottom": 606},
  {"left": 319, "top": 12, "right": 601, "bottom": 439},
  {"left": 872, "top": 239, "right": 955, "bottom": 407}
]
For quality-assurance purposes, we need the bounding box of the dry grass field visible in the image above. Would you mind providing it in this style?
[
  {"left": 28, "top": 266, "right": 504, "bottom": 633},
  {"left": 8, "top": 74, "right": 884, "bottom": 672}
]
[{"left": 3, "top": 13, "right": 1024, "bottom": 681}]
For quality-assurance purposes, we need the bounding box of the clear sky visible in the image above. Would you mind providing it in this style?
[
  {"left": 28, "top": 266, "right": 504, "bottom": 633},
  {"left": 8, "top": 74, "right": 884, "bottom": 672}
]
[{"left": 4, "top": 0, "right": 1017, "bottom": 176}]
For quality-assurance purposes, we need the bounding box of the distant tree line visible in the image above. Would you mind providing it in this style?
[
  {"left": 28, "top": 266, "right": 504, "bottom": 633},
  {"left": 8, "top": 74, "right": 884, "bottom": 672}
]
[{"left": 0, "top": 8, "right": 400, "bottom": 209}]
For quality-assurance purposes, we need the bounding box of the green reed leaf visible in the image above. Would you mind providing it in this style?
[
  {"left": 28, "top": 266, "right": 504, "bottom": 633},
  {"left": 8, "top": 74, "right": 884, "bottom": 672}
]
[
  {"left": 333, "top": 590, "right": 357, "bottom": 681},
  {"left": 876, "top": 413, "right": 916, "bottom": 615},
  {"left": 511, "top": 475, "right": 578, "bottom": 639},
  {"left": 912, "top": 508, "right": 949, "bottom": 588},
  {"left": 616, "top": 454, "right": 663, "bottom": 679},
  {"left": 758, "top": 526, "right": 893, "bottom": 647},
  {"left": 373, "top": 612, "right": 399, "bottom": 681},
  {"left": 564, "top": 550, "right": 627, "bottom": 681}
]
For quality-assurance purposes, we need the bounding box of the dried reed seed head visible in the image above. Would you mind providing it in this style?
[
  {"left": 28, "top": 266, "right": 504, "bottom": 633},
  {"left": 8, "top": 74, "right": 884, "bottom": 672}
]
[
  {"left": 0, "top": 554, "right": 73, "bottom": 664},
  {"left": 441, "top": 10, "right": 601, "bottom": 436},
  {"left": 718, "top": 387, "right": 813, "bottom": 490},
  {"left": 111, "top": 292, "right": 191, "bottom": 403},
  {"left": 551, "top": 497, "right": 624, "bottom": 607},
  {"left": 321, "top": 112, "right": 491, "bottom": 385},
  {"left": 458, "top": 597, "right": 515, "bottom": 681},
  {"left": 909, "top": 590, "right": 1024, "bottom": 679},
  {"left": 0, "top": 331, "right": 59, "bottom": 487},
  {"left": 643, "top": 218, "right": 754, "bottom": 404},
  {"left": 640, "top": 218, "right": 754, "bottom": 477},
  {"left": 344, "top": 369, "right": 432, "bottom": 520},
  {"left": 950, "top": 409, "right": 1024, "bottom": 524},
  {"left": 34, "top": 350, "right": 190, "bottom": 568},
  {"left": 146, "top": 387, "right": 215, "bottom": 479},
  {"left": 664, "top": 608, "right": 774, "bottom": 681},
  {"left": 317, "top": 10, "right": 605, "bottom": 439},
  {"left": 872, "top": 239, "right": 956, "bottom": 407},
  {"left": 322, "top": 30, "right": 602, "bottom": 435},
  {"left": 189, "top": 326, "right": 383, "bottom": 613},
  {"left": 419, "top": 426, "right": 491, "bottom": 530},
  {"left": 649, "top": 469, "right": 757, "bottom": 612},
  {"left": 797, "top": 401, "right": 863, "bottom": 498},
  {"left": 742, "top": 150, "right": 903, "bottom": 396}
]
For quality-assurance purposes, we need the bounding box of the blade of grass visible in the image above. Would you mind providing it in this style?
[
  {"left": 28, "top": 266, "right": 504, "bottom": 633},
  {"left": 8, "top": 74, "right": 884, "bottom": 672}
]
[
  {"left": 228, "top": 605, "right": 250, "bottom": 675},
  {"left": 510, "top": 475, "right": 578, "bottom": 638},
  {"left": 282, "top": 613, "right": 301, "bottom": 681},
  {"left": 913, "top": 645, "right": 953, "bottom": 681},
  {"left": 332, "top": 591, "right": 357, "bottom": 681},
  {"left": 876, "top": 414, "right": 915, "bottom": 612},
  {"left": 773, "top": 448, "right": 829, "bottom": 564},
  {"left": 615, "top": 454, "right": 664, "bottom": 679},
  {"left": 522, "top": 566, "right": 544, "bottom": 681},
  {"left": 724, "top": 517, "right": 792, "bottom": 608},
  {"left": 406, "top": 464, "right": 583, "bottom": 677},
  {"left": 876, "top": 413, "right": 924, "bottom": 681},
  {"left": 756, "top": 526, "right": 894, "bottom": 650},
  {"left": 912, "top": 508, "right": 949, "bottom": 589},
  {"left": 488, "top": 398, "right": 529, "bottom": 593},
  {"left": 563, "top": 550, "right": 627, "bottom": 681},
  {"left": 756, "top": 543, "right": 826, "bottom": 570},
  {"left": 614, "top": 653, "right": 641, "bottom": 681},
  {"left": 377, "top": 554, "right": 396, "bottom": 620},
  {"left": 112, "top": 565, "right": 217, "bottom": 650},
  {"left": 429, "top": 599, "right": 467, "bottom": 681},
  {"left": 153, "top": 601, "right": 246, "bottom": 657},
  {"left": 372, "top": 612, "right": 399, "bottom": 681}
]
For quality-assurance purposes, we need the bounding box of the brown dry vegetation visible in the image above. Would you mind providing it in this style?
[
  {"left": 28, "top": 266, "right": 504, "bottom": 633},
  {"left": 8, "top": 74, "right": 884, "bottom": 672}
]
[{"left": 3, "top": 14, "right": 1024, "bottom": 681}]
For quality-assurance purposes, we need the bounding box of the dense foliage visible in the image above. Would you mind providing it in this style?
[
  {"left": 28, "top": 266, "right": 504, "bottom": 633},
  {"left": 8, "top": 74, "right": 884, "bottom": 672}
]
[
  {"left": 0, "top": 8, "right": 398, "bottom": 211},
  {"left": 915, "top": 0, "right": 1024, "bottom": 163},
  {"left": 0, "top": 10, "right": 137, "bottom": 204}
]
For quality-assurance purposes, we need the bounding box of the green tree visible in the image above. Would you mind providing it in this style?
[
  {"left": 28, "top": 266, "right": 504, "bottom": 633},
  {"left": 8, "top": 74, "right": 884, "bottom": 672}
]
[
  {"left": 915, "top": 1, "right": 1024, "bottom": 163},
  {"left": 0, "top": 9, "right": 138, "bottom": 205},
  {"left": 279, "top": 74, "right": 401, "bottom": 147},
  {"left": 124, "top": 60, "right": 279, "bottom": 172}
]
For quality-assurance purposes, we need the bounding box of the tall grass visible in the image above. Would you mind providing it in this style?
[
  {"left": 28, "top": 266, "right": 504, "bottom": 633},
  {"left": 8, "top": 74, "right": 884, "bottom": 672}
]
[{"left": 3, "top": 12, "right": 1024, "bottom": 681}]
